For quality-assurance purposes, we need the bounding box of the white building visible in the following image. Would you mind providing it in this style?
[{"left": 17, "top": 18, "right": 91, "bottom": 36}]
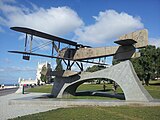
[{"left": 18, "top": 61, "right": 52, "bottom": 86}]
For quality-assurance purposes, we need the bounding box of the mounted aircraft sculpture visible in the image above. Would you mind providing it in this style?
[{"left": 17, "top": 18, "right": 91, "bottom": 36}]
[
  {"left": 9, "top": 27, "right": 153, "bottom": 102},
  {"left": 9, "top": 27, "right": 147, "bottom": 74}
]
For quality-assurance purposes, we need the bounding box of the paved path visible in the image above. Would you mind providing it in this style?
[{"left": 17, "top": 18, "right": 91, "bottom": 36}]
[
  {"left": 0, "top": 93, "right": 62, "bottom": 120},
  {"left": 0, "top": 88, "right": 18, "bottom": 96},
  {"left": 1, "top": 92, "right": 160, "bottom": 120}
]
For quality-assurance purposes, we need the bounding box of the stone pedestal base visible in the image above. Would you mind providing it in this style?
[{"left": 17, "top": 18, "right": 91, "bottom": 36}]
[{"left": 51, "top": 60, "right": 153, "bottom": 102}]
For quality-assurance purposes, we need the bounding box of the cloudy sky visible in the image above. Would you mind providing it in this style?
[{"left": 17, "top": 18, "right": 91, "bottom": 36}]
[{"left": 0, "top": 0, "right": 160, "bottom": 84}]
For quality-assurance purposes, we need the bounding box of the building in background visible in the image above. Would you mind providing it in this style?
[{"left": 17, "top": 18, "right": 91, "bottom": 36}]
[
  {"left": 18, "top": 61, "right": 52, "bottom": 86},
  {"left": 36, "top": 61, "right": 52, "bottom": 84}
]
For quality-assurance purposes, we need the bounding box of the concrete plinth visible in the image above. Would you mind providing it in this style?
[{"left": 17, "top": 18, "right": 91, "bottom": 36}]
[
  {"left": 52, "top": 60, "right": 153, "bottom": 102},
  {"left": 15, "top": 85, "right": 23, "bottom": 94}
]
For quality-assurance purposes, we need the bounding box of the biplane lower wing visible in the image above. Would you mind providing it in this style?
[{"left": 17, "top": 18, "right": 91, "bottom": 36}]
[
  {"left": 8, "top": 51, "right": 108, "bottom": 65},
  {"left": 8, "top": 51, "right": 66, "bottom": 59}
]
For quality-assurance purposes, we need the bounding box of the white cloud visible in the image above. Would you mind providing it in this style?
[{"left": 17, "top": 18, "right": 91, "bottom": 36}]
[
  {"left": 0, "top": 1, "right": 145, "bottom": 48},
  {"left": 0, "top": 1, "right": 83, "bottom": 35},
  {"left": 0, "top": 66, "right": 36, "bottom": 72},
  {"left": 149, "top": 38, "right": 160, "bottom": 48},
  {"left": 75, "top": 10, "right": 144, "bottom": 46}
]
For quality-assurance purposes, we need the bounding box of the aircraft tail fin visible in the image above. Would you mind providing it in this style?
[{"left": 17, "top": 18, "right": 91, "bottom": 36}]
[{"left": 118, "top": 29, "right": 148, "bottom": 48}]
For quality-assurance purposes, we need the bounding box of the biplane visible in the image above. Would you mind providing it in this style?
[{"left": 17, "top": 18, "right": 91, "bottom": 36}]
[{"left": 8, "top": 27, "right": 148, "bottom": 74}]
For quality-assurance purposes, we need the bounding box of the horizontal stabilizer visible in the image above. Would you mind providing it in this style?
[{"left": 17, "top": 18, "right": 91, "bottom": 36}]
[{"left": 114, "top": 39, "right": 137, "bottom": 46}]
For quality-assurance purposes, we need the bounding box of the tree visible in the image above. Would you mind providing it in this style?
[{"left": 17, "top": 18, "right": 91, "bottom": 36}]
[
  {"left": 40, "top": 65, "right": 48, "bottom": 83},
  {"left": 40, "top": 64, "right": 52, "bottom": 83},
  {"left": 112, "top": 59, "right": 120, "bottom": 65},
  {"left": 86, "top": 65, "right": 106, "bottom": 84},
  {"left": 131, "top": 45, "right": 158, "bottom": 85},
  {"left": 131, "top": 58, "right": 144, "bottom": 81},
  {"left": 112, "top": 45, "right": 159, "bottom": 86},
  {"left": 155, "top": 47, "right": 160, "bottom": 79},
  {"left": 55, "top": 59, "right": 63, "bottom": 71},
  {"left": 40, "top": 74, "right": 47, "bottom": 83},
  {"left": 139, "top": 45, "right": 157, "bottom": 85},
  {"left": 86, "top": 65, "right": 106, "bottom": 72}
]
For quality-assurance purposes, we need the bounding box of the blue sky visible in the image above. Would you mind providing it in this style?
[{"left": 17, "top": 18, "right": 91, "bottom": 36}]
[{"left": 0, "top": 0, "right": 160, "bottom": 84}]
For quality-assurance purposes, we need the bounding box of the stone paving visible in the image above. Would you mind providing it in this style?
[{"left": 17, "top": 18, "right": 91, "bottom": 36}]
[
  {"left": 1, "top": 92, "right": 160, "bottom": 120},
  {"left": 0, "top": 93, "right": 62, "bottom": 120}
]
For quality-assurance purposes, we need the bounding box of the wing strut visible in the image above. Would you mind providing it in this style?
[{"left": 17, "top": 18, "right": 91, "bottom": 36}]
[
  {"left": 76, "top": 62, "right": 83, "bottom": 71},
  {"left": 24, "top": 33, "right": 27, "bottom": 51},
  {"left": 51, "top": 41, "right": 54, "bottom": 56},
  {"left": 30, "top": 35, "right": 33, "bottom": 53},
  {"left": 23, "top": 33, "right": 30, "bottom": 60}
]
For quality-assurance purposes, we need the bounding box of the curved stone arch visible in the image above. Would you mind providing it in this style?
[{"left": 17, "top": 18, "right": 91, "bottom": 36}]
[
  {"left": 52, "top": 61, "right": 153, "bottom": 102},
  {"left": 64, "top": 77, "right": 125, "bottom": 99}
]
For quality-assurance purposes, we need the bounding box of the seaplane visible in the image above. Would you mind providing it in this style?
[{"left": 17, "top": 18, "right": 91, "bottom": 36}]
[{"left": 8, "top": 27, "right": 148, "bottom": 77}]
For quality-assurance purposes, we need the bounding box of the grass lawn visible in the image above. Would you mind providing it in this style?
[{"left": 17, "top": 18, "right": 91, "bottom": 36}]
[
  {"left": 13, "top": 80, "right": 160, "bottom": 120},
  {"left": 26, "top": 83, "right": 124, "bottom": 100},
  {"left": 26, "top": 85, "right": 52, "bottom": 93},
  {"left": 26, "top": 80, "right": 160, "bottom": 99},
  {"left": 76, "top": 83, "right": 123, "bottom": 92},
  {"left": 10, "top": 106, "right": 160, "bottom": 120},
  {"left": 144, "top": 81, "right": 160, "bottom": 99}
]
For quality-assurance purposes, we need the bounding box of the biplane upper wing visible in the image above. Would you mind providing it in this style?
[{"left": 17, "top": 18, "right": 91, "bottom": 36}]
[{"left": 10, "top": 27, "right": 78, "bottom": 46}]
